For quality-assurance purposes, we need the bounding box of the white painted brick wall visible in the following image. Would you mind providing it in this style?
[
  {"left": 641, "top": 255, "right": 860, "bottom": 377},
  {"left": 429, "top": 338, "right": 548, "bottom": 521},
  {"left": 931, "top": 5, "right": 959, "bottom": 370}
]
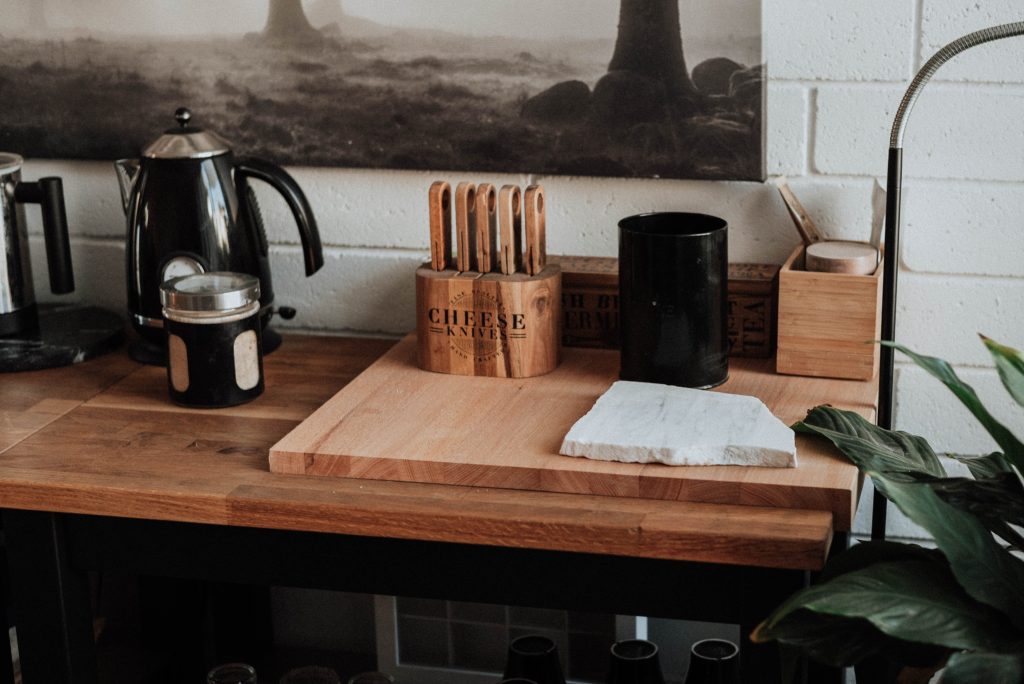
[{"left": 19, "top": 0, "right": 1024, "bottom": 541}]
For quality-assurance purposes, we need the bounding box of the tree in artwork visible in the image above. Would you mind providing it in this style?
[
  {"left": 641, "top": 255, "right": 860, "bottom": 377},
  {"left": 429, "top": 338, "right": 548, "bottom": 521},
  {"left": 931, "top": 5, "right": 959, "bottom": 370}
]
[
  {"left": 608, "top": 0, "right": 696, "bottom": 95},
  {"left": 262, "top": 0, "right": 320, "bottom": 42}
]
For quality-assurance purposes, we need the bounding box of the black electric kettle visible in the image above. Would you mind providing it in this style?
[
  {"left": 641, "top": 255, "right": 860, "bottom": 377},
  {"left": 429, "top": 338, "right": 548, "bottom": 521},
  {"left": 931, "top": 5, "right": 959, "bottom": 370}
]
[{"left": 115, "top": 107, "right": 323, "bottom": 362}]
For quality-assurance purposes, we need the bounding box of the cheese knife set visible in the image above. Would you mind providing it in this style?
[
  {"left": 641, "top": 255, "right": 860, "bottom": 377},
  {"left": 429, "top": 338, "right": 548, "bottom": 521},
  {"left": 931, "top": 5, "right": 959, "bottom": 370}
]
[{"left": 415, "top": 180, "right": 561, "bottom": 379}]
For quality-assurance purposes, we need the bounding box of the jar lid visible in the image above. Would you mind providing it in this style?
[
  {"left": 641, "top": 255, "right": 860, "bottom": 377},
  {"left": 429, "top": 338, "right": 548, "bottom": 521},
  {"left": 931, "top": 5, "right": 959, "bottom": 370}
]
[
  {"left": 160, "top": 272, "right": 260, "bottom": 313},
  {"left": 143, "top": 108, "right": 231, "bottom": 160}
]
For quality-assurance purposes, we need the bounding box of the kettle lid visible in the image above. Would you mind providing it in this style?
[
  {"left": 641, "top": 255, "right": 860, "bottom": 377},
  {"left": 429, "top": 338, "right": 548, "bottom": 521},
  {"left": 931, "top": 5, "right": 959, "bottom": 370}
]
[{"left": 142, "top": 108, "right": 231, "bottom": 159}]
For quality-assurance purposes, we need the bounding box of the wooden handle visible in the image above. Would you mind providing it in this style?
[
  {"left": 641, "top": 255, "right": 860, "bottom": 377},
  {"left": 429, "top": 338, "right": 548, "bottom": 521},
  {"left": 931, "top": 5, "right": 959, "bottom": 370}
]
[
  {"left": 524, "top": 185, "right": 546, "bottom": 276},
  {"left": 428, "top": 181, "right": 452, "bottom": 271},
  {"left": 455, "top": 182, "right": 477, "bottom": 272},
  {"left": 499, "top": 185, "right": 522, "bottom": 275},
  {"left": 774, "top": 177, "right": 823, "bottom": 246},
  {"left": 474, "top": 183, "right": 498, "bottom": 274}
]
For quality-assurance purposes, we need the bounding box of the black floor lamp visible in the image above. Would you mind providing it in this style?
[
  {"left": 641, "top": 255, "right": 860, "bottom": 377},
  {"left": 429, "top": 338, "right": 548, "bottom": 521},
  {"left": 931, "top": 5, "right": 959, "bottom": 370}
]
[{"left": 875, "top": 21, "right": 1024, "bottom": 539}]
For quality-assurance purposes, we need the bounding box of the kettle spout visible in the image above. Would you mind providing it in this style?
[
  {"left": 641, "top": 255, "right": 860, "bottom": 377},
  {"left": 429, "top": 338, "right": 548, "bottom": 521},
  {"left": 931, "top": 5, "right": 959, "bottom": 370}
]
[{"left": 114, "top": 159, "right": 140, "bottom": 214}]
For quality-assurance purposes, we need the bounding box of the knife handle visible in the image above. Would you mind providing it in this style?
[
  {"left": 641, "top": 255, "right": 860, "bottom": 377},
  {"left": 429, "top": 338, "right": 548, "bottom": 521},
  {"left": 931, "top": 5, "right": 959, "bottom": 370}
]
[
  {"left": 474, "top": 183, "right": 498, "bottom": 274},
  {"left": 524, "top": 185, "right": 546, "bottom": 276},
  {"left": 428, "top": 181, "right": 452, "bottom": 270},
  {"left": 499, "top": 185, "right": 522, "bottom": 275},
  {"left": 455, "top": 183, "right": 477, "bottom": 272}
]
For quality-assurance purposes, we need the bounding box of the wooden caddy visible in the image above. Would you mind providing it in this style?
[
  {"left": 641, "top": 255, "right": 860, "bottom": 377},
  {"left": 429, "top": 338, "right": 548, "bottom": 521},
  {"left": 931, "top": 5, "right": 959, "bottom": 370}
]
[
  {"left": 776, "top": 244, "right": 883, "bottom": 381},
  {"left": 417, "top": 181, "right": 561, "bottom": 378}
]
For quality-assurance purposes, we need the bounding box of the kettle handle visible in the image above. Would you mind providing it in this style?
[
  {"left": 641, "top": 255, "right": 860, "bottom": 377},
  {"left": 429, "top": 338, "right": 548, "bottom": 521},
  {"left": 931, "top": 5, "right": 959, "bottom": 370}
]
[
  {"left": 235, "top": 157, "right": 324, "bottom": 277},
  {"left": 14, "top": 177, "right": 75, "bottom": 295}
]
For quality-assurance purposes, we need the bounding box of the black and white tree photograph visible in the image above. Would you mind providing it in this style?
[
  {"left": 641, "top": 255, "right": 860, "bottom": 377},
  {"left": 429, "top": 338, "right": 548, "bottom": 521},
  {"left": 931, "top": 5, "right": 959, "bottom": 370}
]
[{"left": 0, "top": 0, "right": 765, "bottom": 180}]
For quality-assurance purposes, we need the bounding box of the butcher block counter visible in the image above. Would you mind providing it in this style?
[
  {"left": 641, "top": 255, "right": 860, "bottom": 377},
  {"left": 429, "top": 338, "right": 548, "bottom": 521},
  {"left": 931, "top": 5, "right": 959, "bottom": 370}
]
[{"left": 0, "top": 334, "right": 873, "bottom": 684}]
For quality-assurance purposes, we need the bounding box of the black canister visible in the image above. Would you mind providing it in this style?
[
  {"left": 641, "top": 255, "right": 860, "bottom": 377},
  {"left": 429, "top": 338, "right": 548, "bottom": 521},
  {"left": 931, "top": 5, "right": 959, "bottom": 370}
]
[
  {"left": 618, "top": 212, "right": 729, "bottom": 388},
  {"left": 160, "top": 273, "right": 264, "bottom": 408}
]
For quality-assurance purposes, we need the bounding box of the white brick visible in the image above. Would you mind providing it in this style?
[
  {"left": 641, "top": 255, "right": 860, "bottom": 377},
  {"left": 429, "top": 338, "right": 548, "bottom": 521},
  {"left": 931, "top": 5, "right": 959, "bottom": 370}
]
[
  {"left": 22, "top": 160, "right": 124, "bottom": 239},
  {"left": 764, "top": 0, "right": 914, "bottom": 81},
  {"left": 897, "top": 273, "right": 1024, "bottom": 366},
  {"left": 816, "top": 84, "right": 1024, "bottom": 180},
  {"left": 767, "top": 84, "right": 809, "bottom": 177},
  {"left": 895, "top": 364, "right": 1022, "bottom": 454},
  {"left": 784, "top": 177, "right": 874, "bottom": 242},
  {"left": 921, "top": 0, "right": 1024, "bottom": 85},
  {"left": 255, "top": 167, "right": 529, "bottom": 250},
  {"left": 270, "top": 246, "right": 424, "bottom": 334},
  {"left": 29, "top": 237, "right": 125, "bottom": 312},
  {"left": 902, "top": 180, "right": 1024, "bottom": 276}
]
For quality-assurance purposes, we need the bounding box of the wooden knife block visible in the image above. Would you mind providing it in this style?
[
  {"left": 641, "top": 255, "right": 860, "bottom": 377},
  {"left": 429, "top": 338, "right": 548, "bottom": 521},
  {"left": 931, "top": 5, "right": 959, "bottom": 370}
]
[{"left": 415, "top": 264, "right": 561, "bottom": 378}]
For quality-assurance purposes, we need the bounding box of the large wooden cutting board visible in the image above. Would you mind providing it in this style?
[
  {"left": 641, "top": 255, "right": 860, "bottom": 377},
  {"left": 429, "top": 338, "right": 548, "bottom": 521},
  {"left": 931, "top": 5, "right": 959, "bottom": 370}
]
[{"left": 270, "top": 335, "right": 875, "bottom": 529}]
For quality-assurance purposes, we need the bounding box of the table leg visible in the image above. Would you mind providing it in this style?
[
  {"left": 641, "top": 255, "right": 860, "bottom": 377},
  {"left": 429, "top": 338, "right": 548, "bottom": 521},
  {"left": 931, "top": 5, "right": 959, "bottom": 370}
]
[{"left": 3, "top": 510, "right": 97, "bottom": 684}]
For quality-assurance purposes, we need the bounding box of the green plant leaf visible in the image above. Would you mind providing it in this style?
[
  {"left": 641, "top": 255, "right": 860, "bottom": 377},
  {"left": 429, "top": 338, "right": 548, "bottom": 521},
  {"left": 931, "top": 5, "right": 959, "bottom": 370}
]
[
  {"left": 874, "top": 473, "right": 1024, "bottom": 629},
  {"left": 894, "top": 471, "right": 1024, "bottom": 552},
  {"left": 942, "top": 651, "right": 1024, "bottom": 684},
  {"left": 818, "top": 540, "right": 947, "bottom": 583},
  {"left": 884, "top": 342, "right": 1024, "bottom": 471},
  {"left": 759, "top": 610, "right": 949, "bottom": 670},
  {"left": 793, "top": 406, "right": 946, "bottom": 477},
  {"left": 756, "top": 560, "right": 1024, "bottom": 652},
  {"left": 983, "top": 336, "right": 1024, "bottom": 410},
  {"left": 950, "top": 451, "right": 1014, "bottom": 479}
]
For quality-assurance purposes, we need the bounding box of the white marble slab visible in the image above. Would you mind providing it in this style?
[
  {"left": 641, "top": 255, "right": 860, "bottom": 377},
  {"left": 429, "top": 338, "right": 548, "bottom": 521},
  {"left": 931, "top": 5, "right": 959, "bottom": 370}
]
[{"left": 559, "top": 381, "right": 797, "bottom": 468}]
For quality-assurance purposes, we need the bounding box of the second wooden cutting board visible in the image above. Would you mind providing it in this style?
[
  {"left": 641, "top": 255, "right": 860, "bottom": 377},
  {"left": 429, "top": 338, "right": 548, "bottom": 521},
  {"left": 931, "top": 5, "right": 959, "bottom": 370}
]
[{"left": 269, "top": 334, "right": 873, "bottom": 530}]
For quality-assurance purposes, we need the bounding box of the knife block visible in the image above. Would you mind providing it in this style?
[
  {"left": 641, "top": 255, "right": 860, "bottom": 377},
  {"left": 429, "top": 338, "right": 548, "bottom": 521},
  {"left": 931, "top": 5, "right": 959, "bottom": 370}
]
[
  {"left": 776, "top": 245, "right": 883, "bottom": 381},
  {"left": 415, "top": 264, "right": 561, "bottom": 378}
]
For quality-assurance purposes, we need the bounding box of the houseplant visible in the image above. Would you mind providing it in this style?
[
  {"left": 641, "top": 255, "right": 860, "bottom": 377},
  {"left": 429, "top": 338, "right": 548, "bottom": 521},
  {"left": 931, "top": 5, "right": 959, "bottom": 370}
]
[{"left": 752, "top": 336, "right": 1024, "bottom": 683}]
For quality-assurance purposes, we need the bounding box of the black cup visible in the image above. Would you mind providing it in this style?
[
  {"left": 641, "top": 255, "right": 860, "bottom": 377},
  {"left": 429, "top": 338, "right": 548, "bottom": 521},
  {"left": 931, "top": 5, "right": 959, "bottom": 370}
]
[
  {"left": 607, "top": 639, "right": 665, "bottom": 684},
  {"left": 498, "top": 680, "right": 539, "bottom": 684},
  {"left": 684, "top": 638, "right": 740, "bottom": 684},
  {"left": 618, "top": 212, "right": 728, "bottom": 388},
  {"left": 503, "top": 635, "right": 566, "bottom": 684}
]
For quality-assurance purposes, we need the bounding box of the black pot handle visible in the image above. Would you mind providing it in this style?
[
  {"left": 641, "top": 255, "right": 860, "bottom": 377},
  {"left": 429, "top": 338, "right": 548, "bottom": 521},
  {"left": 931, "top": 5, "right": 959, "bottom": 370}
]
[
  {"left": 14, "top": 176, "right": 74, "bottom": 295},
  {"left": 235, "top": 157, "right": 324, "bottom": 277}
]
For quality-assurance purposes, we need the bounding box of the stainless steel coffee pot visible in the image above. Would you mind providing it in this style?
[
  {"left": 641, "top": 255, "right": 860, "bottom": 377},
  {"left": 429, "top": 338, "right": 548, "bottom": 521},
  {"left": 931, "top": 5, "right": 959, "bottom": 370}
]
[
  {"left": 115, "top": 108, "right": 323, "bottom": 352},
  {"left": 0, "top": 153, "right": 73, "bottom": 336}
]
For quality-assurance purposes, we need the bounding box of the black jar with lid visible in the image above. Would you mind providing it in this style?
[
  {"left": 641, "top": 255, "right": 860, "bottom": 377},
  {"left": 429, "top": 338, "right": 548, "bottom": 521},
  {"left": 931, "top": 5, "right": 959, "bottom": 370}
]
[{"left": 160, "top": 272, "right": 264, "bottom": 408}]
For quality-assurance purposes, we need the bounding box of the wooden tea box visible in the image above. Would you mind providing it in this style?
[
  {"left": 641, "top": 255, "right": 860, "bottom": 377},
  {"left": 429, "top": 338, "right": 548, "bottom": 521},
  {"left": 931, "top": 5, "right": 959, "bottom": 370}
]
[
  {"left": 552, "top": 256, "right": 779, "bottom": 358},
  {"left": 776, "top": 245, "right": 883, "bottom": 381},
  {"left": 727, "top": 262, "right": 780, "bottom": 358},
  {"left": 550, "top": 255, "right": 620, "bottom": 349}
]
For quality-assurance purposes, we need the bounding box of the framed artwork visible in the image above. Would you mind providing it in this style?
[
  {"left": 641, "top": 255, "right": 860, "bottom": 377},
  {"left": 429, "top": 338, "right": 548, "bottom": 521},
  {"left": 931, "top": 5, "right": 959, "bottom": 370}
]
[{"left": 0, "top": 0, "right": 764, "bottom": 180}]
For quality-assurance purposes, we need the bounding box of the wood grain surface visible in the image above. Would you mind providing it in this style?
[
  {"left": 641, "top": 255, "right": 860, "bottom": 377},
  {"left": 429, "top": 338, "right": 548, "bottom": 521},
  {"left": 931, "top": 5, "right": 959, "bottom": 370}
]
[
  {"left": 414, "top": 265, "right": 561, "bottom": 378},
  {"left": 777, "top": 245, "right": 883, "bottom": 381},
  {"left": 0, "top": 335, "right": 846, "bottom": 570},
  {"left": 273, "top": 335, "right": 873, "bottom": 530}
]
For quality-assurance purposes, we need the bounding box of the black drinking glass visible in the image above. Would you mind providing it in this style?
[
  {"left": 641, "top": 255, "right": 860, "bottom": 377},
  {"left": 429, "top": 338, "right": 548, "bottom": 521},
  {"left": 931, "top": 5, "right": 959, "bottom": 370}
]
[
  {"left": 684, "top": 638, "right": 740, "bottom": 684},
  {"left": 618, "top": 212, "right": 729, "bottom": 388},
  {"left": 207, "top": 663, "right": 257, "bottom": 684},
  {"left": 503, "top": 635, "right": 567, "bottom": 684},
  {"left": 498, "top": 680, "right": 539, "bottom": 684},
  {"left": 607, "top": 639, "right": 665, "bottom": 684}
]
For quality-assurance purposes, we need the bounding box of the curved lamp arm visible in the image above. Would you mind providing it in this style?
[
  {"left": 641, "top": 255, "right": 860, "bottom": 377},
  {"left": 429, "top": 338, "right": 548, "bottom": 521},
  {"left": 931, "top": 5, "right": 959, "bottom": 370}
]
[{"left": 875, "top": 21, "right": 1024, "bottom": 539}]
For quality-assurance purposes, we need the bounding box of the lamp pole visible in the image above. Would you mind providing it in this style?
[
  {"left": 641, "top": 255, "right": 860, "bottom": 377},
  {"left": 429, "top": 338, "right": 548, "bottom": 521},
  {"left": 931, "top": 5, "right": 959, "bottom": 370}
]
[{"left": 874, "top": 21, "right": 1024, "bottom": 540}]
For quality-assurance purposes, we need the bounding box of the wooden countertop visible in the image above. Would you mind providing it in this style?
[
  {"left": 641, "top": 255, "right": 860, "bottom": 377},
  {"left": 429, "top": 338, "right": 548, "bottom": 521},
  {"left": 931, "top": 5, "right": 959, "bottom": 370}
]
[{"left": 0, "top": 335, "right": 866, "bottom": 572}]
